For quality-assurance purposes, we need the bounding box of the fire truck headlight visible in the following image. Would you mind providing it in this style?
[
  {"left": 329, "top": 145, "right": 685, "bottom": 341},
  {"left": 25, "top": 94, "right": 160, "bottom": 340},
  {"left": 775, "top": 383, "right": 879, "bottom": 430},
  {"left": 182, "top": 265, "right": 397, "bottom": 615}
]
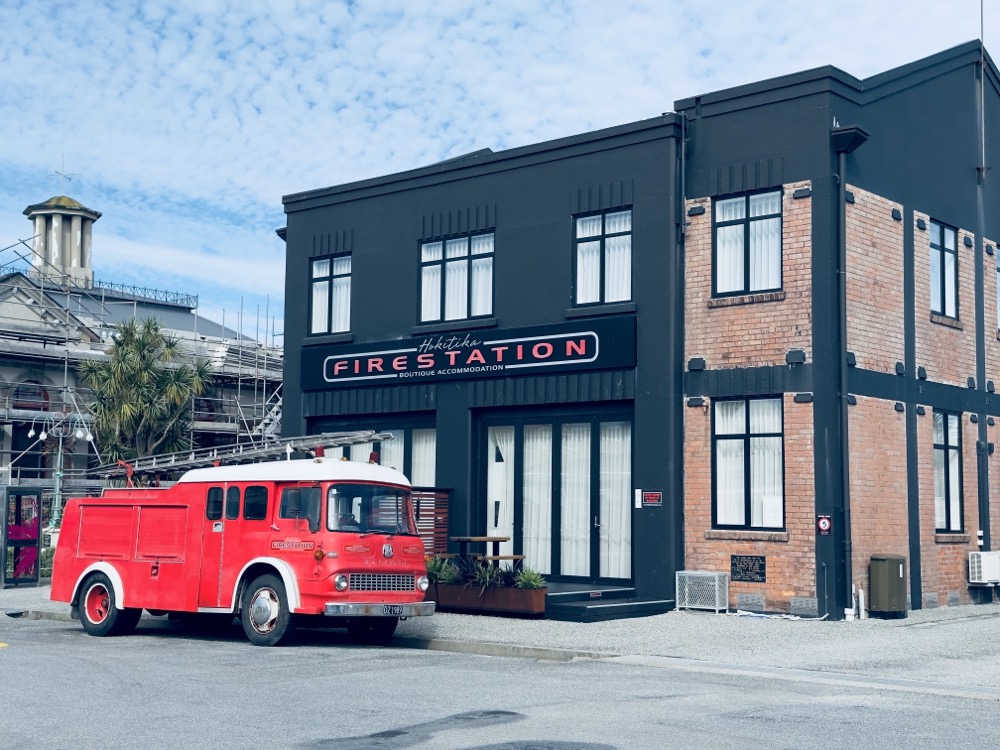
[
  {"left": 416, "top": 575, "right": 429, "bottom": 592},
  {"left": 334, "top": 574, "right": 349, "bottom": 592}
]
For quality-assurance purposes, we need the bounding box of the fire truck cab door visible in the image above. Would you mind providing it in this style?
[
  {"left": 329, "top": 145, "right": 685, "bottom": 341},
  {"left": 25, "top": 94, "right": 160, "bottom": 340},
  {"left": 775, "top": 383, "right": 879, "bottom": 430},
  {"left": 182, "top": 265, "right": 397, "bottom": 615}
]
[{"left": 198, "top": 485, "right": 227, "bottom": 608}]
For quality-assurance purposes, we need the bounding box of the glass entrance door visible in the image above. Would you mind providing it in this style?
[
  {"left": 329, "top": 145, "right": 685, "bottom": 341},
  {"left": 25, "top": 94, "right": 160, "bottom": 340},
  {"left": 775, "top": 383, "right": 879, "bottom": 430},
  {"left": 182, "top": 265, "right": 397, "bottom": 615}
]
[{"left": 479, "top": 414, "right": 631, "bottom": 583}]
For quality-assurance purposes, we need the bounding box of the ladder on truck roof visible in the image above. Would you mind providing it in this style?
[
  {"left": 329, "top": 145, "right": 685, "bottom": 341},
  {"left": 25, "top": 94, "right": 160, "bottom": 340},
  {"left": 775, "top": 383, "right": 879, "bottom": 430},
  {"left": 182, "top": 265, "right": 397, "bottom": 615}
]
[{"left": 89, "top": 431, "right": 394, "bottom": 479}]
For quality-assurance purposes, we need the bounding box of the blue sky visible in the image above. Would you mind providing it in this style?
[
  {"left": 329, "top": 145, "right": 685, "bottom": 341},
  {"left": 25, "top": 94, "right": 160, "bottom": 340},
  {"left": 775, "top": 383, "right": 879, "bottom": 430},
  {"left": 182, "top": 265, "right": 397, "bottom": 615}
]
[{"left": 0, "top": 0, "right": 994, "bottom": 344}]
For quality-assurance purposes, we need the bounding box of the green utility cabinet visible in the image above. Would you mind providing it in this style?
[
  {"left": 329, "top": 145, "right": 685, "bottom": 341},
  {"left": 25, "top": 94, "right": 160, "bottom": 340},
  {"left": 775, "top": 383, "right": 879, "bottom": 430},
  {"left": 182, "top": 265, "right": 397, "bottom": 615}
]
[{"left": 869, "top": 553, "right": 907, "bottom": 619}]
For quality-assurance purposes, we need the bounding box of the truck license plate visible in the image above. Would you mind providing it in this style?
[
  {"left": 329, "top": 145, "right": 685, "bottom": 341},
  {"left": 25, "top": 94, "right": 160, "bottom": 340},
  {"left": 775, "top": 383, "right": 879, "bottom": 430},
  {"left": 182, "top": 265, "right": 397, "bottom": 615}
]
[{"left": 383, "top": 605, "right": 403, "bottom": 616}]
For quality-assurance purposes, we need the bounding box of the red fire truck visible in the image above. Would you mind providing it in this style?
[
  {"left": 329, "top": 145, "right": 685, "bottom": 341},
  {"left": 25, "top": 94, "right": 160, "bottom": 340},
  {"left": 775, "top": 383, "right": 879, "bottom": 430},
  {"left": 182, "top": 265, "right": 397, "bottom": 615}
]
[{"left": 50, "top": 456, "right": 434, "bottom": 646}]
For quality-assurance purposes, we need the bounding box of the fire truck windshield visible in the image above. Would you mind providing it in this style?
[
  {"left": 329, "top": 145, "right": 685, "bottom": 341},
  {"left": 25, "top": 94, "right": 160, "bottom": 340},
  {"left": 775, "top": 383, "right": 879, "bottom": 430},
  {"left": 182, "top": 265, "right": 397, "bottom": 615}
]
[{"left": 326, "top": 484, "right": 418, "bottom": 536}]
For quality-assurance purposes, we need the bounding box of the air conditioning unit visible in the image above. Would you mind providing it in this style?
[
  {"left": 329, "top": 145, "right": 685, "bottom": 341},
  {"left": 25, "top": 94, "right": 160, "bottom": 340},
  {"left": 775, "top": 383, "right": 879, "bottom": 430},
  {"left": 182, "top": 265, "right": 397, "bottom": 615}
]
[
  {"left": 676, "top": 571, "right": 729, "bottom": 614},
  {"left": 969, "top": 551, "right": 1000, "bottom": 584}
]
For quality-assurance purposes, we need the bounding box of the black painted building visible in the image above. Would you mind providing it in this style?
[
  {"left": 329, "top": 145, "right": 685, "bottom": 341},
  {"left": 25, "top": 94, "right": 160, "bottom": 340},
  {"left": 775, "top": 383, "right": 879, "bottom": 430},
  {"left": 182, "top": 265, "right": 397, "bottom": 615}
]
[{"left": 281, "top": 41, "right": 1000, "bottom": 620}]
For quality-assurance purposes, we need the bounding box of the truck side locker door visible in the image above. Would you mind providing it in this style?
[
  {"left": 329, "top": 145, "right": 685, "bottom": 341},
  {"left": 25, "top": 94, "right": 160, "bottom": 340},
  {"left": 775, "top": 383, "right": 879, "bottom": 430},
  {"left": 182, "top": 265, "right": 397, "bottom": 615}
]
[{"left": 198, "top": 486, "right": 225, "bottom": 608}]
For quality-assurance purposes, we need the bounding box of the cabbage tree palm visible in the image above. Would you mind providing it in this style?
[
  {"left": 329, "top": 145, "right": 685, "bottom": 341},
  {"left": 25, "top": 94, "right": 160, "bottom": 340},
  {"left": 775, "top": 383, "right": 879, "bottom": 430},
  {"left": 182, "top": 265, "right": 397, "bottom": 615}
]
[{"left": 77, "top": 318, "right": 213, "bottom": 462}]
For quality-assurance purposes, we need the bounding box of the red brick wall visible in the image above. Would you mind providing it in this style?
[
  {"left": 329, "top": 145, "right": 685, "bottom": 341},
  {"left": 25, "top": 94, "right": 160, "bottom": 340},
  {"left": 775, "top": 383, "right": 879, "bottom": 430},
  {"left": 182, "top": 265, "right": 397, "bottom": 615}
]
[
  {"left": 848, "top": 397, "right": 909, "bottom": 602},
  {"left": 683, "top": 393, "right": 815, "bottom": 612},
  {"left": 913, "top": 211, "right": 977, "bottom": 388},
  {"left": 916, "top": 408, "right": 978, "bottom": 606},
  {"left": 685, "top": 182, "right": 812, "bottom": 368},
  {"left": 846, "top": 189, "right": 904, "bottom": 373}
]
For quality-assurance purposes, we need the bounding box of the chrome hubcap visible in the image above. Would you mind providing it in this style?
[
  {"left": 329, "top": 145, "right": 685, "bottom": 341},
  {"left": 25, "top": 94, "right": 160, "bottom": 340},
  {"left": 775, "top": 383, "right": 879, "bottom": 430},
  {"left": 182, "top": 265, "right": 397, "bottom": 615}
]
[{"left": 249, "top": 588, "right": 279, "bottom": 634}]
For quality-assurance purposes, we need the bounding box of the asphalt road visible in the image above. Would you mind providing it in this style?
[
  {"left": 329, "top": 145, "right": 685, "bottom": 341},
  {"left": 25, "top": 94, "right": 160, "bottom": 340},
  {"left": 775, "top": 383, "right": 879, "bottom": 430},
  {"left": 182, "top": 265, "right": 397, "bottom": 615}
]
[{"left": 2, "top": 616, "right": 998, "bottom": 750}]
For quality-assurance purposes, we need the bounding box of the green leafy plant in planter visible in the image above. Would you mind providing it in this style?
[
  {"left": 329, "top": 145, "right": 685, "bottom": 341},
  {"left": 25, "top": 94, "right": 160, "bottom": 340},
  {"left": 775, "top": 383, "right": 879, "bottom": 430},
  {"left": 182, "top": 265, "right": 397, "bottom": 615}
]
[
  {"left": 425, "top": 555, "right": 461, "bottom": 584},
  {"left": 514, "top": 565, "right": 546, "bottom": 590}
]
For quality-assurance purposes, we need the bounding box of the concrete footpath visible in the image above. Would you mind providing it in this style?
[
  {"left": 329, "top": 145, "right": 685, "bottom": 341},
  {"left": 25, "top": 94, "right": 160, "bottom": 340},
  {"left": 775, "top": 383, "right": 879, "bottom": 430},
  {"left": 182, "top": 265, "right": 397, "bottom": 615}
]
[{"left": 4, "top": 582, "right": 1000, "bottom": 695}]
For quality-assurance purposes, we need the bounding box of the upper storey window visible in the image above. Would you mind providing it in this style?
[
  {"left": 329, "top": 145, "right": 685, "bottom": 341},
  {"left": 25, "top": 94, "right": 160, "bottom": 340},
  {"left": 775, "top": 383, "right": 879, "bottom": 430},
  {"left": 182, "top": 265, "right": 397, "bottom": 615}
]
[
  {"left": 929, "top": 221, "right": 957, "bottom": 319},
  {"left": 574, "top": 209, "right": 632, "bottom": 306},
  {"left": 420, "top": 232, "right": 494, "bottom": 323},
  {"left": 310, "top": 255, "right": 351, "bottom": 334},
  {"left": 713, "top": 190, "right": 782, "bottom": 296}
]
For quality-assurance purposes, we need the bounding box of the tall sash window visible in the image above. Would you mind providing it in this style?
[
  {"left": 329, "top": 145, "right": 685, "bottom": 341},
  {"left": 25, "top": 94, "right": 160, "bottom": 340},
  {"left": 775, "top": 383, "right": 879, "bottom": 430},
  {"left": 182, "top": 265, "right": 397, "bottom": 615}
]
[
  {"left": 310, "top": 255, "right": 351, "bottom": 334},
  {"left": 713, "top": 397, "right": 784, "bottom": 529},
  {"left": 420, "top": 232, "right": 494, "bottom": 323},
  {"left": 713, "top": 190, "right": 782, "bottom": 296},
  {"left": 574, "top": 209, "right": 632, "bottom": 305}
]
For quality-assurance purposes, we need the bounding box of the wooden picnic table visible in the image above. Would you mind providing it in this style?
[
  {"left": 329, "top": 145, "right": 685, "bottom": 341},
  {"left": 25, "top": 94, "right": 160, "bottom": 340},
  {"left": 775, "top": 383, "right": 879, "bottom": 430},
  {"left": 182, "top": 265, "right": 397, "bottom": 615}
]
[{"left": 449, "top": 535, "right": 510, "bottom": 561}]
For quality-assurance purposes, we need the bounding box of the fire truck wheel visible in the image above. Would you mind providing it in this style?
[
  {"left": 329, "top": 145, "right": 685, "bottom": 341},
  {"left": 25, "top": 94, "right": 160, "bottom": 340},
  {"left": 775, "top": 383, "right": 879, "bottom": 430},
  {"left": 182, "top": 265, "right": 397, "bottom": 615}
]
[
  {"left": 242, "top": 574, "right": 291, "bottom": 647},
  {"left": 79, "top": 573, "right": 133, "bottom": 637},
  {"left": 347, "top": 617, "right": 398, "bottom": 645}
]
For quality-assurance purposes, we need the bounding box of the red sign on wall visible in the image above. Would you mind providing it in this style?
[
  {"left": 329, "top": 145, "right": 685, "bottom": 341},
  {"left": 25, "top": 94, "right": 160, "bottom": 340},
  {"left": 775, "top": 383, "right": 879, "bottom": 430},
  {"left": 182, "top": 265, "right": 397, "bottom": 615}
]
[{"left": 641, "top": 491, "right": 662, "bottom": 506}]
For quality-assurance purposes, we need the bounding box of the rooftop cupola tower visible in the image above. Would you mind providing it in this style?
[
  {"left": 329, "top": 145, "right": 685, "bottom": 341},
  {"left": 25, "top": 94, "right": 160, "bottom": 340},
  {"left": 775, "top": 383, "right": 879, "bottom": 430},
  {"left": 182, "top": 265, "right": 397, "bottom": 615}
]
[{"left": 23, "top": 195, "right": 101, "bottom": 288}]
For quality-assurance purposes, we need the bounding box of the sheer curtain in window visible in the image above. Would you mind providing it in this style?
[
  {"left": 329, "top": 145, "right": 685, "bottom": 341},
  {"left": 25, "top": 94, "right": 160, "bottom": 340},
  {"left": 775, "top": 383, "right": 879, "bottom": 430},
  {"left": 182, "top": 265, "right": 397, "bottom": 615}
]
[
  {"left": 561, "top": 423, "right": 590, "bottom": 576},
  {"left": 470, "top": 234, "right": 493, "bottom": 317},
  {"left": 715, "top": 197, "right": 745, "bottom": 293},
  {"left": 410, "top": 429, "right": 436, "bottom": 487},
  {"left": 421, "top": 242, "right": 442, "bottom": 322},
  {"left": 311, "top": 258, "right": 330, "bottom": 334},
  {"left": 604, "top": 235, "right": 631, "bottom": 303},
  {"left": 749, "top": 399, "right": 782, "bottom": 527},
  {"left": 380, "top": 431, "right": 404, "bottom": 474},
  {"left": 715, "top": 401, "right": 745, "bottom": 525},
  {"left": 351, "top": 441, "right": 374, "bottom": 463},
  {"left": 599, "top": 422, "right": 631, "bottom": 579},
  {"left": 331, "top": 256, "right": 351, "bottom": 333},
  {"left": 487, "top": 427, "right": 515, "bottom": 557},
  {"left": 749, "top": 193, "right": 780, "bottom": 291},
  {"left": 576, "top": 215, "right": 602, "bottom": 304},
  {"left": 947, "top": 413, "right": 961, "bottom": 531},
  {"left": 444, "top": 238, "right": 468, "bottom": 320},
  {"left": 522, "top": 425, "right": 552, "bottom": 575},
  {"left": 604, "top": 211, "right": 631, "bottom": 302},
  {"left": 933, "top": 412, "right": 946, "bottom": 529}
]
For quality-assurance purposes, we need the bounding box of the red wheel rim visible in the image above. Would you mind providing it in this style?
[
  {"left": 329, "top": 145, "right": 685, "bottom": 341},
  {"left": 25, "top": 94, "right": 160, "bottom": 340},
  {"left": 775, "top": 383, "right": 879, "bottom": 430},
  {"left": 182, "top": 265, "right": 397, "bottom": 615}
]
[{"left": 84, "top": 583, "right": 111, "bottom": 624}]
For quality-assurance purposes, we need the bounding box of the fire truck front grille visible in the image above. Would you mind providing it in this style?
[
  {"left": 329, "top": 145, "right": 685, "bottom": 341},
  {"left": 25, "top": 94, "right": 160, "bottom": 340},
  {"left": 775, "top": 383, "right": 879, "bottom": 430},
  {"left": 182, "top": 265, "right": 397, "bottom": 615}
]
[{"left": 349, "top": 574, "right": 416, "bottom": 592}]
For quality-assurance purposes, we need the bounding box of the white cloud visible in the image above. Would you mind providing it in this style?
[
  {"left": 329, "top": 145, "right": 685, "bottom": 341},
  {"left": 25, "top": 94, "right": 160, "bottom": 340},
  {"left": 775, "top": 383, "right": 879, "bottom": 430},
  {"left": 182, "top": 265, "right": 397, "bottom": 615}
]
[{"left": 0, "top": 0, "right": 993, "bottom": 331}]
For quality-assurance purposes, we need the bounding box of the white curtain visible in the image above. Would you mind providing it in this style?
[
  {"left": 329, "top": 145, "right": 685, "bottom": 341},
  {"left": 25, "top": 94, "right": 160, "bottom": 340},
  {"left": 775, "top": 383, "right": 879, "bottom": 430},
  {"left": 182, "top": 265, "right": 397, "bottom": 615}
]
[
  {"left": 351, "top": 441, "right": 374, "bottom": 463},
  {"left": 749, "top": 192, "right": 780, "bottom": 292},
  {"left": 599, "top": 422, "right": 631, "bottom": 579},
  {"left": 421, "top": 265, "right": 441, "bottom": 322},
  {"left": 561, "top": 423, "right": 591, "bottom": 576},
  {"left": 576, "top": 215, "right": 602, "bottom": 304},
  {"left": 470, "top": 257, "right": 492, "bottom": 316},
  {"left": 444, "top": 239, "right": 468, "bottom": 320},
  {"left": 604, "top": 235, "right": 631, "bottom": 303},
  {"left": 330, "top": 265, "right": 351, "bottom": 333},
  {"left": 487, "top": 427, "right": 515, "bottom": 556},
  {"left": 715, "top": 197, "right": 745, "bottom": 294},
  {"left": 310, "top": 280, "right": 329, "bottom": 334},
  {"left": 380, "top": 431, "right": 404, "bottom": 474},
  {"left": 522, "top": 425, "right": 552, "bottom": 575},
  {"left": 715, "top": 401, "right": 745, "bottom": 525},
  {"left": 948, "top": 446, "right": 961, "bottom": 531},
  {"left": 421, "top": 242, "right": 442, "bottom": 322},
  {"left": 576, "top": 241, "right": 600, "bottom": 304},
  {"left": 943, "top": 251, "right": 956, "bottom": 317},
  {"left": 410, "top": 429, "right": 436, "bottom": 487},
  {"left": 934, "top": 447, "right": 946, "bottom": 530},
  {"left": 749, "top": 399, "right": 782, "bottom": 528}
]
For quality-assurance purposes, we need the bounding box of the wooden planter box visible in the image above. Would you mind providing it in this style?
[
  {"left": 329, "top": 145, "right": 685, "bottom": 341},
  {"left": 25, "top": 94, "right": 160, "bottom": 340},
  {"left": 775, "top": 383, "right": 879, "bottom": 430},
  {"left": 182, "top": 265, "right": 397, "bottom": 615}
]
[{"left": 429, "top": 583, "right": 547, "bottom": 617}]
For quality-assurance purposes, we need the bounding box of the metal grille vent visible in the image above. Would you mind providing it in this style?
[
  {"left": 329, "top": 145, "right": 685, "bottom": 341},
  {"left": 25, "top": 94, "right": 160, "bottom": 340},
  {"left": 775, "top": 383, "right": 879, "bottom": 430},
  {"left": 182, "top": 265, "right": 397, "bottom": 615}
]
[
  {"left": 349, "top": 573, "right": 416, "bottom": 592},
  {"left": 676, "top": 571, "right": 729, "bottom": 614}
]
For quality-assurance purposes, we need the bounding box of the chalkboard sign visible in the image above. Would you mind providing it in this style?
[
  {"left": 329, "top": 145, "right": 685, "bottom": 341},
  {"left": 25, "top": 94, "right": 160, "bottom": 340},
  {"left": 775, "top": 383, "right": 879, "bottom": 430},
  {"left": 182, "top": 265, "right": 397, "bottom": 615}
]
[{"left": 731, "top": 554, "right": 766, "bottom": 583}]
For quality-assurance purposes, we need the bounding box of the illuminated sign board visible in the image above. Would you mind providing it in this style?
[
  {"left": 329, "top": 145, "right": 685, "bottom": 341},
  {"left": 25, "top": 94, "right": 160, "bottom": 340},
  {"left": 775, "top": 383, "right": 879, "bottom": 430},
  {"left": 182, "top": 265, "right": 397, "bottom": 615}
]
[{"left": 301, "top": 316, "right": 635, "bottom": 391}]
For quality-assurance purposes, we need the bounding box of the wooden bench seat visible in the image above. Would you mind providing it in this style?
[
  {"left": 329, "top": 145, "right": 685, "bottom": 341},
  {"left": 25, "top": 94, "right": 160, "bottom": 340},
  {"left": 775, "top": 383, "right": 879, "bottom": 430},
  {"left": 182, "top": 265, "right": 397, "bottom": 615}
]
[{"left": 473, "top": 554, "right": 525, "bottom": 563}]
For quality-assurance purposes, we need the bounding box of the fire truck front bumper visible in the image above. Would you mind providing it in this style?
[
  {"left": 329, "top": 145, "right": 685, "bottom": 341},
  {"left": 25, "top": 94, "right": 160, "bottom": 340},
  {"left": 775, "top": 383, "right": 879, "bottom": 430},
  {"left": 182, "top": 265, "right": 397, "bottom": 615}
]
[{"left": 324, "top": 601, "right": 436, "bottom": 618}]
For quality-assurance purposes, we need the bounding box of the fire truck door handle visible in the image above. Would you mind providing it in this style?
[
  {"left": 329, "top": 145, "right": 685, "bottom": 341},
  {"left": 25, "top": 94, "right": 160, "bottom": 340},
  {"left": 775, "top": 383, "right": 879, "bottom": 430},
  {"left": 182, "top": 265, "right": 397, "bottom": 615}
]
[{"left": 212, "top": 522, "right": 223, "bottom": 532}]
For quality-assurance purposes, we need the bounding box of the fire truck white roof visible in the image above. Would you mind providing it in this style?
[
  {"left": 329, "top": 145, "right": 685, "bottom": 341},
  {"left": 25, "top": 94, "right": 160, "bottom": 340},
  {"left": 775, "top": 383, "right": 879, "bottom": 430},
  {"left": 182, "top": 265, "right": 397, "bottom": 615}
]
[{"left": 175, "top": 458, "right": 411, "bottom": 486}]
